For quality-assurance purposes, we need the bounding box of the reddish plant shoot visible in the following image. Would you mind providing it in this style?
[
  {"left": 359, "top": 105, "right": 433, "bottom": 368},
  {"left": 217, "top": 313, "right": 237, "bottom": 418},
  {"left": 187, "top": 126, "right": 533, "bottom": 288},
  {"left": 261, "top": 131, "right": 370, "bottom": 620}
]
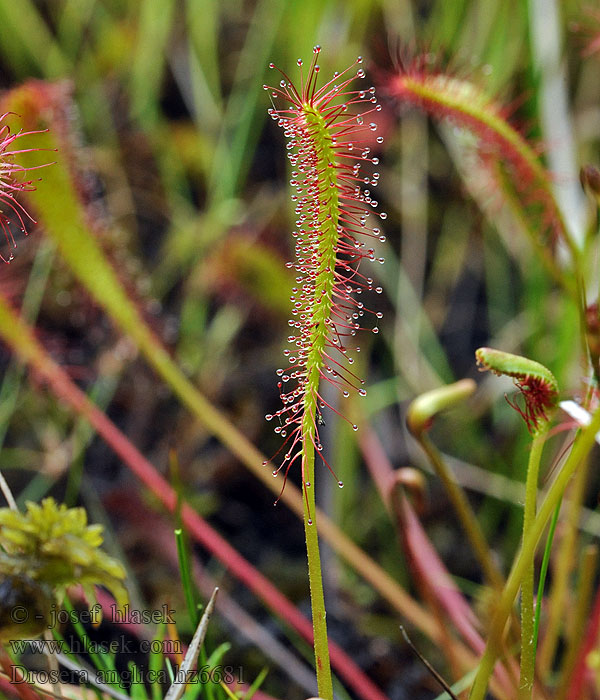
[
  {"left": 0, "top": 112, "right": 51, "bottom": 263},
  {"left": 263, "top": 47, "right": 384, "bottom": 508}
]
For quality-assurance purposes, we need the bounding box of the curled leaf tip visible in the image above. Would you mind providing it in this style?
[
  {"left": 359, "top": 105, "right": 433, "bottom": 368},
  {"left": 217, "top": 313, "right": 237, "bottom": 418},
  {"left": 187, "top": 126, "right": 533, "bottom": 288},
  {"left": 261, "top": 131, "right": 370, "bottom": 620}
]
[
  {"left": 475, "top": 347, "right": 558, "bottom": 433},
  {"left": 393, "top": 467, "right": 427, "bottom": 514},
  {"left": 407, "top": 378, "right": 476, "bottom": 436}
]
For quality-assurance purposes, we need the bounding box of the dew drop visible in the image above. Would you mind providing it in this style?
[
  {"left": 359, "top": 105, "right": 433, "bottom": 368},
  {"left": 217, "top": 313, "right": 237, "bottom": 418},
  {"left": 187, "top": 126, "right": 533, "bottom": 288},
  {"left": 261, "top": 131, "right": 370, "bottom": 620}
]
[
  {"left": 375, "top": 286, "right": 383, "bottom": 294},
  {"left": 269, "top": 63, "right": 275, "bottom": 69},
  {"left": 369, "top": 123, "right": 377, "bottom": 131},
  {"left": 359, "top": 388, "right": 367, "bottom": 396},
  {"left": 262, "top": 460, "right": 268, "bottom": 466},
  {"left": 272, "top": 470, "right": 278, "bottom": 477},
  {"left": 308, "top": 518, "right": 313, "bottom": 525},
  {"left": 357, "top": 68, "right": 365, "bottom": 78},
  {"left": 265, "top": 414, "right": 273, "bottom": 421},
  {"left": 338, "top": 481, "right": 344, "bottom": 488},
  {"left": 372, "top": 327, "right": 379, "bottom": 334},
  {"left": 297, "top": 58, "right": 303, "bottom": 66}
]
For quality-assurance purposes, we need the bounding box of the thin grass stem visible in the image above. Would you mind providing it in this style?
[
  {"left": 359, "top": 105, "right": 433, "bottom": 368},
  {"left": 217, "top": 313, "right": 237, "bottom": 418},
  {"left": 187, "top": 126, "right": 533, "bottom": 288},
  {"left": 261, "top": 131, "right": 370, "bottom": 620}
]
[
  {"left": 518, "top": 427, "right": 547, "bottom": 700},
  {"left": 532, "top": 497, "right": 561, "bottom": 655}
]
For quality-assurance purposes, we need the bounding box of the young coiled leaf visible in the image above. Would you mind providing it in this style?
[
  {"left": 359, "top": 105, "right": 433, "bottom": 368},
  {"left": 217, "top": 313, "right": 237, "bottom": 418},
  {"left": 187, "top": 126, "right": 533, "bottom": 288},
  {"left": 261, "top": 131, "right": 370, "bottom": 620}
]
[{"left": 476, "top": 347, "right": 559, "bottom": 433}]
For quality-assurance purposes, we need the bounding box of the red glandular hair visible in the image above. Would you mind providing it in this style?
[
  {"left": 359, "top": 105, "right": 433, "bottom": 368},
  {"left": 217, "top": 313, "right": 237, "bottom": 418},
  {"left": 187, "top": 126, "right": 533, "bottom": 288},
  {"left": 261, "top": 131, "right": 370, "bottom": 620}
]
[{"left": 0, "top": 113, "right": 51, "bottom": 263}]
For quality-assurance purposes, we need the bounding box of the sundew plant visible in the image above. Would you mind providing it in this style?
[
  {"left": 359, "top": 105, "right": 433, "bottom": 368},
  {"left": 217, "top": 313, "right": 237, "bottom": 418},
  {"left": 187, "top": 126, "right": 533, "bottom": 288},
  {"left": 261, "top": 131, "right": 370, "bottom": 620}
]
[
  {"left": 264, "top": 47, "right": 384, "bottom": 698},
  {"left": 2, "top": 3, "right": 600, "bottom": 700}
]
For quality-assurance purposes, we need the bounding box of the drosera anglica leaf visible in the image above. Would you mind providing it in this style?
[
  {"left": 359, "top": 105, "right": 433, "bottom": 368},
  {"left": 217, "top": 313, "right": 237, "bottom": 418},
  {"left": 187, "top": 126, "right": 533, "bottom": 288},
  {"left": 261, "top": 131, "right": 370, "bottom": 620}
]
[
  {"left": 386, "top": 58, "right": 579, "bottom": 265},
  {"left": 264, "top": 52, "right": 387, "bottom": 697},
  {"left": 475, "top": 347, "right": 559, "bottom": 433},
  {"left": 263, "top": 47, "right": 384, "bottom": 502},
  {"left": 0, "top": 112, "right": 54, "bottom": 263}
]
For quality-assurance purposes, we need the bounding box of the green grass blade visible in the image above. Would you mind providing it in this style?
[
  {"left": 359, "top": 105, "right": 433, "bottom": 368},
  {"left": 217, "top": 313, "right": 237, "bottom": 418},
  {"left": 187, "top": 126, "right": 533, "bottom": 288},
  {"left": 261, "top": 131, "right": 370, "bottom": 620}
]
[
  {"left": 175, "top": 527, "right": 200, "bottom": 628},
  {"left": 130, "top": 0, "right": 177, "bottom": 126}
]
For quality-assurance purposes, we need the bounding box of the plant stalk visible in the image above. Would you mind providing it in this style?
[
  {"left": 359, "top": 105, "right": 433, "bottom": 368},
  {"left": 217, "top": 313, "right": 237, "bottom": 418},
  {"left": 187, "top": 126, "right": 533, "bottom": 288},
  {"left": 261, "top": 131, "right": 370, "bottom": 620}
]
[
  {"left": 418, "top": 435, "right": 504, "bottom": 591},
  {"left": 303, "top": 437, "right": 334, "bottom": 700}
]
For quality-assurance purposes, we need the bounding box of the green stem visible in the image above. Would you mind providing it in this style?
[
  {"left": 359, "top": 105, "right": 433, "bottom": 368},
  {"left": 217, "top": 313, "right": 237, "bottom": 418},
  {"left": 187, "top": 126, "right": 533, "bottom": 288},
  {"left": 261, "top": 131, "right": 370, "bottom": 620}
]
[
  {"left": 532, "top": 498, "right": 561, "bottom": 655},
  {"left": 419, "top": 435, "right": 504, "bottom": 591},
  {"left": 469, "top": 408, "right": 600, "bottom": 700},
  {"left": 518, "top": 428, "right": 547, "bottom": 700},
  {"left": 303, "top": 439, "right": 333, "bottom": 700}
]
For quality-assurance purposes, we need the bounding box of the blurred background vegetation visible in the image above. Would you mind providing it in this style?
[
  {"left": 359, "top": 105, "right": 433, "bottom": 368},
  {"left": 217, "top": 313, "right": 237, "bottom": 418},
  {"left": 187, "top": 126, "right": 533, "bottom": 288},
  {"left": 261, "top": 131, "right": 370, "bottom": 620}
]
[{"left": 0, "top": 1, "right": 599, "bottom": 698}]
